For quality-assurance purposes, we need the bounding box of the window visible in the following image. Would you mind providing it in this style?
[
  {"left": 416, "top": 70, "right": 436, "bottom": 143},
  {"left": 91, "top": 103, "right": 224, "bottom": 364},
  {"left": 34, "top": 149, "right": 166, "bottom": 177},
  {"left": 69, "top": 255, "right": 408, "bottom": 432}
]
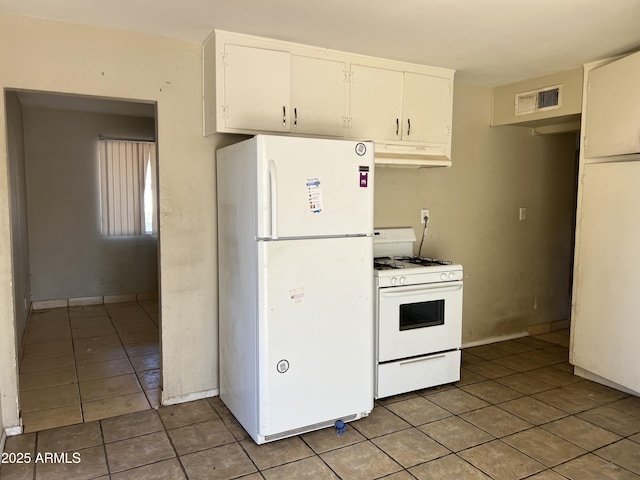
[{"left": 99, "top": 139, "right": 157, "bottom": 236}]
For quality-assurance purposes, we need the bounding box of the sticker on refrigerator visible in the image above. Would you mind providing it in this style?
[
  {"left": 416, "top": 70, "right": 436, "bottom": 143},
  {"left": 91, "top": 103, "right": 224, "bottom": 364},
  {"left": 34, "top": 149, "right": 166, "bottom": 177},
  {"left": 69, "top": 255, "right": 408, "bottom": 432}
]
[
  {"left": 306, "top": 178, "right": 323, "bottom": 213},
  {"left": 290, "top": 287, "right": 305, "bottom": 307},
  {"left": 359, "top": 166, "right": 369, "bottom": 188}
]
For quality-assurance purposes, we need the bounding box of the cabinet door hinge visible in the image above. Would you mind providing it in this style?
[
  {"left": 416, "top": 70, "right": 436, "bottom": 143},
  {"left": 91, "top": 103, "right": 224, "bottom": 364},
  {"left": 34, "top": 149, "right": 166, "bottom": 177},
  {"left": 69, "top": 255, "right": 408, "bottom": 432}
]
[
  {"left": 446, "top": 126, "right": 451, "bottom": 137},
  {"left": 220, "top": 51, "right": 227, "bottom": 66},
  {"left": 448, "top": 85, "right": 452, "bottom": 96},
  {"left": 344, "top": 71, "right": 352, "bottom": 83},
  {"left": 342, "top": 117, "right": 351, "bottom": 130},
  {"left": 222, "top": 105, "right": 229, "bottom": 119}
]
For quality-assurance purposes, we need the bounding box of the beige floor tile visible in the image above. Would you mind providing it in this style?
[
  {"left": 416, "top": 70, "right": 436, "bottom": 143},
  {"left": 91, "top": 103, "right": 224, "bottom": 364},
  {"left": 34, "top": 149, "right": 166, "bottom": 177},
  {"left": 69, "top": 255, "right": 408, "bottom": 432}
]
[
  {"left": 629, "top": 432, "right": 640, "bottom": 444},
  {"left": 320, "top": 441, "right": 402, "bottom": 480},
  {"left": 502, "top": 427, "right": 586, "bottom": 467},
  {"left": 137, "top": 369, "right": 160, "bottom": 390},
  {"left": 526, "top": 367, "right": 583, "bottom": 387},
  {"left": 371, "top": 428, "right": 450, "bottom": 468},
  {"left": 376, "top": 392, "right": 421, "bottom": 406},
  {"left": 19, "top": 366, "right": 77, "bottom": 392},
  {"left": 460, "top": 406, "right": 533, "bottom": 437},
  {"left": 301, "top": 423, "right": 366, "bottom": 454},
  {"left": 350, "top": 406, "right": 411, "bottom": 438},
  {"left": 22, "top": 339, "right": 73, "bottom": 358},
  {"left": 544, "top": 345, "right": 570, "bottom": 357},
  {"left": 460, "top": 380, "right": 523, "bottom": 404},
  {"left": 609, "top": 396, "right": 640, "bottom": 418},
  {"left": 83, "top": 391, "right": 150, "bottom": 422},
  {"left": 461, "top": 351, "right": 485, "bottom": 365},
  {"left": 119, "top": 329, "right": 159, "bottom": 344},
  {"left": 105, "top": 431, "right": 175, "bottom": 473},
  {"left": 79, "top": 373, "right": 142, "bottom": 402},
  {"left": 454, "top": 368, "right": 486, "bottom": 387},
  {"left": 124, "top": 341, "right": 159, "bottom": 357},
  {"left": 158, "top": 399, "right": 217, "bottom": 429},
  {"left": 146, "top": 389, "right": 160, "bottom": 408},
  {"left": 375, "top": 472, "right": 415, "bottom": 480},
  {"left": 0, "top": 461, "right": 35, "bottom": 480},
  {"left": 22, "top": 404, "right": 83, "bottom": 433},
  {"left": 514, "top": 336, "right": 555, "bottom": 349},
  {"left": 130, "top": 353, "right": 160, "bottom": 372},
  {"left": 498, "top": 396, "right": 568, "bottom": 425},
  {"left": 241, "top": 436, "right": 314, "bottom": 470},
  {"left": 74, "top": 344, "right": 128, "bottom": 365},
  {"left": 25, "top": 324, "right": 72, "bottom": 345},
  {"left": 76, "top": 357, "right": 134, "bottom": 382},
  {"left": 493, "top": 339, "right": 537, "bottom": 355},
  {"left": 533, "top": 388, "right": 600, "bottom": 414},
  {"left": 20, "top": 383, "right": 80, "bottom": 413},
  {"left": 596, "top": 439, "right": 640, "bottom": 475},
  {"left": 517, "top": 349, "right": 567, "bottom": 367},
  {"left": 101, "top": 409, "right": 164, "bottom": 443},
  {"left": 578, "top": 406, "right": 640, "bottom": 437},
  {"left": 491, "top": 354, "right": 541, "bottom": 372},
  {"left": 494, "top": 373, "right": 557, "bottom": 395},
  {"left": 180, "top": 442, "right": 257, "bottom": 480},
  {"left": 385, "top": 396, "right": 452, "bottom": 426},
  {"left": 34, "top": 445, "right": 108, "bottom": 480},
  {"left": 261, "top": 456, "right": 339, "bottom": 480},
  {"left": 20, "top": 351, "right": 75, "bottom": 373},
  {"left": 554, "top": 453, "right": 640, "bottom": 480},
  {"left": 425, "top": 388, "right": 489, "bottom": 415},
  {"left": 409, "top": 454, "right": 492, "bottom": 480},
  {"left": 419, "top": 416, "right": 494, "bottom": 452},
  {"left": 110, "top": 458, "right": 186, "bottom": 480},
  {"left": 72, "top": 324, "right": 117, "bottom": 339},
  {"left": 112, "top": 318, "right": 157, "bottom": 333},
  {"left": 459, "top": 440, "right": 545, "bottom": 480},
  {"left": 70, "top": 317, "right": 113, "bottom": 330},
  {"left": 541, "top": 416, "right": 621, "bottom": 451},
  {"left": 465, "top": 345, "right": 511, "bottom": 360},
  {"left": 535, "top": 333, "right": 570, "bottom": 347},
  {"left": 526, "top": 471, "right": 572, "bottom": 480},
  {"left": 73, "top": 334, "right": 122, "bottom": 350},
  {"left": 562, "top": 381, "right": 629, "bottom": 404},
  {"left": 3, "top": 432, "right": 36, "bottom": 455},
  {"left": 37, "top": 421, "right": 102, "bottom": 453},
  {"left": 168, "top": 418, "right": 236, "bottom": 455},
  {"left": 464, "top": 361, "right": 518, "bottom": 379}
]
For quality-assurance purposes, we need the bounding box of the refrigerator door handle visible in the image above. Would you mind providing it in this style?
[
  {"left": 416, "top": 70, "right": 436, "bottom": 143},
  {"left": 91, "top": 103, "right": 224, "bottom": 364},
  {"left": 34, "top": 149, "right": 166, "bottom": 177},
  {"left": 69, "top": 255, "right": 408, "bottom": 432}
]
[{"left": 269, "top": 159, "right": 278, "bottom": 239}]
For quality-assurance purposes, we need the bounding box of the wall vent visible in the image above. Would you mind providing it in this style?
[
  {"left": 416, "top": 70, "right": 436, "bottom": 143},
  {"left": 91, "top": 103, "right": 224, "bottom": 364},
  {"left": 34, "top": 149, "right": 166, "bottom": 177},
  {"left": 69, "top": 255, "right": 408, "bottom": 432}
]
[{"left": 515, "top": 84, "right": 562, "bottom": 116}]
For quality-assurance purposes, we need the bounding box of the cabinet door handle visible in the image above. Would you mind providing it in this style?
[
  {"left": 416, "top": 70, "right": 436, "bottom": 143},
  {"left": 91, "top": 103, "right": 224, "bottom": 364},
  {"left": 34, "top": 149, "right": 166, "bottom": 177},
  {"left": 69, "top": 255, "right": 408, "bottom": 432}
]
[
  {"left": 294, "top": 108, "right": 297, "bottom": 128},
  {"left": 407, "top": 118, "right": 411, "bottom": 136},
  {"left": 396, "top": 118, "right": 399, "bottom": 136},
  {"left": 283, "top": 106, "right": 286, "bottom": 126}
]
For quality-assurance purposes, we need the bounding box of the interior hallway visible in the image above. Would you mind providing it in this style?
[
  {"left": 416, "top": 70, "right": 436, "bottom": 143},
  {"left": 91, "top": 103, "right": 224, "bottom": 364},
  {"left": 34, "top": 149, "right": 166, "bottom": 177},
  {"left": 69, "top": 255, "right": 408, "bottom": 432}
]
[
  {"left": 18, "top": 300, "right": 160, "bottom": 433},
  {"left": 3, "top": 328, "right": 640, "bottom": 479}
]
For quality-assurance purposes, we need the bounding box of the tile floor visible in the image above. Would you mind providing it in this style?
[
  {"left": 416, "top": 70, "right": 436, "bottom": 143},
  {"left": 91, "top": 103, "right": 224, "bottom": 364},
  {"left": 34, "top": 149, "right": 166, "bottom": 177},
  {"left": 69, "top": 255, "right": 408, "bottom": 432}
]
[
  {"left": 17, "top": 300, "right": 160, "bottom": 433},
  {"left": 3, "top": 329, "right": 640, "bottom": 479}
]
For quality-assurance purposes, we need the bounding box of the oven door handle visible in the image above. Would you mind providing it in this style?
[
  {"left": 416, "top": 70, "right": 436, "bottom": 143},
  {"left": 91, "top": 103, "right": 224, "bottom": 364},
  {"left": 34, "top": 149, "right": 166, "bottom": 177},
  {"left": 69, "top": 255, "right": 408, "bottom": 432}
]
[
  {"left": 380, "top": 282, "right": 462, "bottom": 297},
  {"left": 400, "top": 354, "right": 446, "bottom": 366}
]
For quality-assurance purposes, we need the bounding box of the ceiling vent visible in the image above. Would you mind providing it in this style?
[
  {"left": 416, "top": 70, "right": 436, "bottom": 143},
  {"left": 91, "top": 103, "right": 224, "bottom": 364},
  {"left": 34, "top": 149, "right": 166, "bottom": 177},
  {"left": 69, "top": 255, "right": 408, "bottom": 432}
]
[{"left": 515, "top": 84, "right": 562, "bottom": 116}]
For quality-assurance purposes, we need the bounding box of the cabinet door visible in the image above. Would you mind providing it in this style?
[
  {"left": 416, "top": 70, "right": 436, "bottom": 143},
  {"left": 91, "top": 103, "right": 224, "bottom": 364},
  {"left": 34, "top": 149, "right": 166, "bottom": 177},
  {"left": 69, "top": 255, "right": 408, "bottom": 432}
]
[
  {"left": 291, "top": 56, "right": 346, "bottom": 137},
  {"left": 584, "top": 50, "right": 640, "bottom": 158},
  {"left": 349, "top": 65, "right": 403, "bottom": 141},
  {"left": 402, "top": 72, "right": 452, "bottom": 144},
  {"left": 223, "top": 44, "right": 290, "bottom": 132}
]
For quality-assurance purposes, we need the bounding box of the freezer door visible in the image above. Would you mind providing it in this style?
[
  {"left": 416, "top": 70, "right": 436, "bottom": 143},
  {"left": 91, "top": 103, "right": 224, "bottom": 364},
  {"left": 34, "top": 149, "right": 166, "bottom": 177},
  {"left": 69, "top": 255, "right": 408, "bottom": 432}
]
[
  {"left": 255, "top": 135, "right": 374, "bottom": 239},
  {"left": 256, "top": 236, "right": 374, "bottom": 436}
]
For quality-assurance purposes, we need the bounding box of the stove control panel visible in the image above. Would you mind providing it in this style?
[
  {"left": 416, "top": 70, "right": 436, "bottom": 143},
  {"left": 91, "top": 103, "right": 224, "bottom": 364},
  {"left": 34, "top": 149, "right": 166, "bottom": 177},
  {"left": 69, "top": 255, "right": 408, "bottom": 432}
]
[{"left": 376, "top": 267, "right": 463, "bottom": 288}]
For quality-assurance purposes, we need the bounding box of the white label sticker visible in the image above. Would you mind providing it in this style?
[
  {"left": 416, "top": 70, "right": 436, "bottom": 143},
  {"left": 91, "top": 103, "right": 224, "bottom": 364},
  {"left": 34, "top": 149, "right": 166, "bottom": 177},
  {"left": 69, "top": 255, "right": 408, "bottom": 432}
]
[
  {"left": 306, "top": 178, "right": 323, "bottom": 214},
  {"left": 290, "top": 287, "right": 305, "bottom": 307}
]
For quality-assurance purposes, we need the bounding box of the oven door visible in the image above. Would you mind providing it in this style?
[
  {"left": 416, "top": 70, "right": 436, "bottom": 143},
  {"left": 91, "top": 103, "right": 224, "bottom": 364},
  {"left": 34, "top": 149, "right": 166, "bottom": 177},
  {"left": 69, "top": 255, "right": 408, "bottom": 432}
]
[{"left": 377, "top": 281, "right": 462, "bottom": 362}]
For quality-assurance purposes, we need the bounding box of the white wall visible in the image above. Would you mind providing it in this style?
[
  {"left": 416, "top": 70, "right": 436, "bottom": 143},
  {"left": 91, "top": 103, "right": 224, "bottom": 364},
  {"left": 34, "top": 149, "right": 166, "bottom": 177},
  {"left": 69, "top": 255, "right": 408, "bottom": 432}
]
[
  {"left": 375, "top": 83, "right": 578, "bottom": 344},
  {"left": 22, "top": 107, "right": 157, "bottom": 301},
  {"left": 0, "top": 13, "right": 223, "bottom": 428}
]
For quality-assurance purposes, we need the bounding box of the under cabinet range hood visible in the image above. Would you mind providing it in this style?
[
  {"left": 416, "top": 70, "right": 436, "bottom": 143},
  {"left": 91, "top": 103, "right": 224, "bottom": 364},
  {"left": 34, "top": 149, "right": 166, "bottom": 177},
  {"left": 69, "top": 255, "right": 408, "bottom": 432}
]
[{"left": 374, "top": 142, "right": 452, "bottom": 168}]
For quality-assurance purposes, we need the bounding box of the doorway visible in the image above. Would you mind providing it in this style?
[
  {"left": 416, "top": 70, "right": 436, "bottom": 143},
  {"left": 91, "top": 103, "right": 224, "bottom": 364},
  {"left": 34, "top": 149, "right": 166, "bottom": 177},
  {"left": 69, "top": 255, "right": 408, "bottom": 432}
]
[{"left": 6, "top": 90, "right": 161, "bottom": 432}]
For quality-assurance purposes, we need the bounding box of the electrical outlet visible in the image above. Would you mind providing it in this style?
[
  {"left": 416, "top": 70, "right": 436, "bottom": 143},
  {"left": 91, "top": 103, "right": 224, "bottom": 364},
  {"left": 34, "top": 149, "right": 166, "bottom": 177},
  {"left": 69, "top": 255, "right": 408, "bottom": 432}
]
[
  {"left": 421, "top": 209, "right": 430, "bottom": 224},
  {"left": 519, "top": 207, "right": 527, "bottom": 221}
]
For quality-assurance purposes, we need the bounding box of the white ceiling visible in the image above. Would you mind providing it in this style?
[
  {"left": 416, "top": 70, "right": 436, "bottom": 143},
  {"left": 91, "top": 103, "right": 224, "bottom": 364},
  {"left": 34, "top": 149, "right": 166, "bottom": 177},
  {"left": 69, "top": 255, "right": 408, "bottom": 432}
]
[{"left": 2, "top": 0, "right": 640, "bottom": 86}]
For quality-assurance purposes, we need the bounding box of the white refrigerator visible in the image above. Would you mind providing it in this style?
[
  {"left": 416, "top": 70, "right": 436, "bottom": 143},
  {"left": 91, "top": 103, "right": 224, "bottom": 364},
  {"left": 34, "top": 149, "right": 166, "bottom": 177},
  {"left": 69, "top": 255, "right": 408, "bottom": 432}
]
[{"left": 217, "top": 135, "right": 375, "bottom": 444}]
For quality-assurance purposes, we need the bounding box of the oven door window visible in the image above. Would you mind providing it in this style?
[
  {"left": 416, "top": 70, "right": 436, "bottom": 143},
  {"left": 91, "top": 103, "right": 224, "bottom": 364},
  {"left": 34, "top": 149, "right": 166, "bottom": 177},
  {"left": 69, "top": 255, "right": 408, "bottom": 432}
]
[{"left": 399, "top": 300, "right": 445, "bottom": 331}]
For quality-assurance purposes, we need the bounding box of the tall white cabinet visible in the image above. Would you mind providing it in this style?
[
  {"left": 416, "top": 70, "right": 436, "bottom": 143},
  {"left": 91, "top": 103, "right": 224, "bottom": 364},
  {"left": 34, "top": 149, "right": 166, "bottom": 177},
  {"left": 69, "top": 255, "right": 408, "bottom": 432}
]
[
  {"left": 203, "top": 30, "right": 455, "bottom": 167},
  {"left": 571, "top": 50, "right": 640, "bottom": 395}
]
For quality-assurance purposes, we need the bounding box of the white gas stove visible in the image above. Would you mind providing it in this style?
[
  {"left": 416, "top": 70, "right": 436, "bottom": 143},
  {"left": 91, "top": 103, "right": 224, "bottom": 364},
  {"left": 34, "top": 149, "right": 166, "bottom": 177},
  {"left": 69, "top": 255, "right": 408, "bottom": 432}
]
[{"left": 373, "top": 227, "right": 463, "bottom": 398}]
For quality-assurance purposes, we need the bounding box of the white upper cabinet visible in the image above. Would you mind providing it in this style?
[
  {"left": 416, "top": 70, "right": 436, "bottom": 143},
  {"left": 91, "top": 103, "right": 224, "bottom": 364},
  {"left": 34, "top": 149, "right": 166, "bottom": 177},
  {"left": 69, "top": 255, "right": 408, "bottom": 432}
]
[
  {"left": 290, "top": 55, "right": 346, "bottom": 137},
  {"left": 584, "top": 50, "right": 640, "bottom": 159},
  {"left": 203, "top": 30, "right": 455, "bottom": 166},
  {"left": 402, "top": 72, "right": 452, "bottom": 145},
  {"left": 222, "top": 44, "right": 290, "bottom": 132},
  {"left": 349, "top": 65, "right": 403, "bottom": 141}
]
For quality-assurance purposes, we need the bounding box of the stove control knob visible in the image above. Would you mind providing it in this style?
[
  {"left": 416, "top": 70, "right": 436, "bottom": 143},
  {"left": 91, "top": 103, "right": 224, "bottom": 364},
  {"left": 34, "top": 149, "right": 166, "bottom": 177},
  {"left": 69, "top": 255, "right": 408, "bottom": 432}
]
[
  {"left": 399, "top": 276, "right": 407, "bottom": 285},
  {"left": 390, "top": 277, "right": 398, "bottom": 286},
  {"left": 448, "top": 272, "right": 455, "bottom": 280},
  {"left": 440, "top": 273, "right": 447, "bottom": 281}
]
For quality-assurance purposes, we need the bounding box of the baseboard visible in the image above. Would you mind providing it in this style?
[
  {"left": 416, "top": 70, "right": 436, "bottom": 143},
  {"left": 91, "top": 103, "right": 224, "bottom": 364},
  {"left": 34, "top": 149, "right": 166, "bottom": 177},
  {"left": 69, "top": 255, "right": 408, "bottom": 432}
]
[
  {"left": 462, "top": 331, "right": 528, "bottom": 349},
  {"left": 161, "top": 388, "right": 219, "bottom": 406},
  {"left": 32, "top": 292, "right": 158, "bottom": 310}
]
